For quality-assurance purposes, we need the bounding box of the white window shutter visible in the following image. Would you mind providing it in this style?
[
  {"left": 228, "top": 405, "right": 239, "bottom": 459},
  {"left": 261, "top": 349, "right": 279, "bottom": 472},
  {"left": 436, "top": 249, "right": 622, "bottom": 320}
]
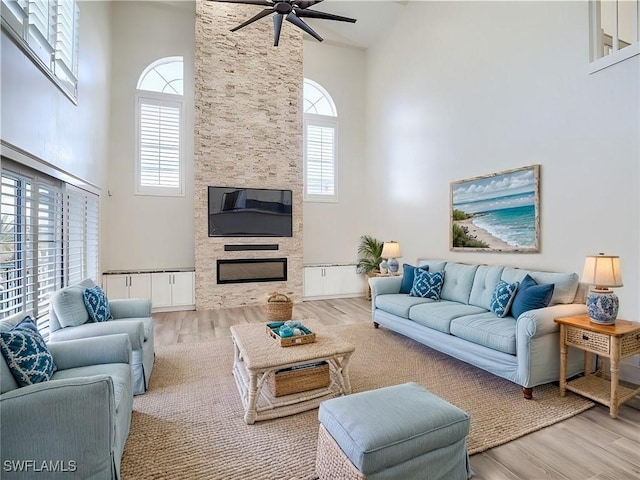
[
  {"left": 304, "top": 118, "right": 337, "bottom": 201},
  {"left": 136, "top": 95, "right": 183, "bottom": 195}
]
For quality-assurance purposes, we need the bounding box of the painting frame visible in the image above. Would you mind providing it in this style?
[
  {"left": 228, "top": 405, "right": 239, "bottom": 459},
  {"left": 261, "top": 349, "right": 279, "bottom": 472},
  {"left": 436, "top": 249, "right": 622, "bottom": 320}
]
[{"left": 450, "top": 165, "right": 540, "bottom": 253}]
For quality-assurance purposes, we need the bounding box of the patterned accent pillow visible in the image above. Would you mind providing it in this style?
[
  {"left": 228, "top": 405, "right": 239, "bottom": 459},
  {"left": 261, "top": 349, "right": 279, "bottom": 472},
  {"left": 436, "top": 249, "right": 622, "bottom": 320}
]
[
  {"left": 490, "top": 281, "right": 520, "bottom": 318},
  {"left": 410, "top": 270, "right": 445, "bottom": 300},
  {"left": 0, "top": 316, "right": 57, "bottom": 387},
  {"left": 510, "top": 274, "right": 555, "bottom": 320},
  {"left": 83, "top": 286, "right": 112, "bottom": 323}
]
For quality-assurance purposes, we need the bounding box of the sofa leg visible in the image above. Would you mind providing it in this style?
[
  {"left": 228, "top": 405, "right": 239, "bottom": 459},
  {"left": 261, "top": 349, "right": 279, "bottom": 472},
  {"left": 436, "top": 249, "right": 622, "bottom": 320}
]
[
  {"left": 522, "top": 387, "right": 533, "bottom": 399},
  {"left": 373, "top": 322, "right": 379, "bottom": 329}
]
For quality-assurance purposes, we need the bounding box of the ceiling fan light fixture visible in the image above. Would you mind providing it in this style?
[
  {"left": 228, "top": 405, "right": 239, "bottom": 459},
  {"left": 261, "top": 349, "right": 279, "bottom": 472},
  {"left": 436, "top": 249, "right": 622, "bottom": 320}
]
[{"left": 211, "top": 0, "right": 357, "bottom": 46}]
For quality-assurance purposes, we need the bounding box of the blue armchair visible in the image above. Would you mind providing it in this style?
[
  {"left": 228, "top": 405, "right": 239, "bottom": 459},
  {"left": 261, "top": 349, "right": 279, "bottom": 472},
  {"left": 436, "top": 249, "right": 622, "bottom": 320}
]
[
  {"left": 49, "top": 279, "right": 154, "bottom": 395},
  {"left": 1, "top": 313, "right": 133, "bottom": 480}
]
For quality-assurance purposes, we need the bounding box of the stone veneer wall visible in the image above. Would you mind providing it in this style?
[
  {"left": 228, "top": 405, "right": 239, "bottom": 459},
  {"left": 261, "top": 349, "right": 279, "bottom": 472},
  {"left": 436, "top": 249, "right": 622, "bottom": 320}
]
[{"left": 194, "top": 1, "right": 303, "bottom": 309}]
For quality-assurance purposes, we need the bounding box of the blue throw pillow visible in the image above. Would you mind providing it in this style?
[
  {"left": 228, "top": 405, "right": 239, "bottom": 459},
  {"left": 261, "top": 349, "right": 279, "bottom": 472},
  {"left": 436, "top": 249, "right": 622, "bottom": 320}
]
[
  {"left": 83, "top": 286, "right": 112, "bottom": 323},
  {"left": 410, "top": 270, "right": 445, "bottom": 300},
  {"left": 510, "top": 274, "right": 554, "bottom": 319},
  {"left": 490, "top": 281, "right": 520, "bottom": 318},
  {"left": 400, "top": 264, "right": 429, "bottom": 294},
  {"left": 0, "top": 316, "right": 57, "bottom": 387}
]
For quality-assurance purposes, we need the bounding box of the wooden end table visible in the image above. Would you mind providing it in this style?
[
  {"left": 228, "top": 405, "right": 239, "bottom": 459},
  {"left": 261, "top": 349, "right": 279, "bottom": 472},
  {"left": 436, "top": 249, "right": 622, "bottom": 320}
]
[{"left": 555, "top": 314, "right": 640, "bottom": 418}]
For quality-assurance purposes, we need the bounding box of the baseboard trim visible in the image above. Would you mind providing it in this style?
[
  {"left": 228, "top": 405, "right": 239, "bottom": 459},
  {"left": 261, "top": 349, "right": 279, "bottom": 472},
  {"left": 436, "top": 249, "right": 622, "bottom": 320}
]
[{"left": 152, "top": 305, "right": 196, "bottom": 313}]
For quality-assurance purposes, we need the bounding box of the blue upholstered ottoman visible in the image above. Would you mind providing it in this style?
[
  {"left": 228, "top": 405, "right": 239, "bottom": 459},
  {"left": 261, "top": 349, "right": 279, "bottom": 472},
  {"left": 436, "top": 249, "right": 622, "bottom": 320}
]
[{"left": 316, "top": 382, "right": 471, "bottom": 480}]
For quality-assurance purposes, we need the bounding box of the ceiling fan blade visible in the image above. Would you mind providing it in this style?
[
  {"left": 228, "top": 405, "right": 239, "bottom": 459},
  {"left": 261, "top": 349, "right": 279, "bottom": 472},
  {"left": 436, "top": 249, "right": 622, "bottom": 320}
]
[
  {"left": 230, "top": 8, "right": 274, "bottom": 32},
  {"left": 212, "top": 0, "right": 273, "bottom": 6},
  {"left": 293, "top": 8, "right": 356, "bottom": 23},
  {"left": 273, "top": 14, "right": 284, "bottom": 46},
  {"left": 294, "top": 0, "right": 324, "bottom": 9},
  {"left": 286, "top": 12, "right": 323, "bottom": 42}
]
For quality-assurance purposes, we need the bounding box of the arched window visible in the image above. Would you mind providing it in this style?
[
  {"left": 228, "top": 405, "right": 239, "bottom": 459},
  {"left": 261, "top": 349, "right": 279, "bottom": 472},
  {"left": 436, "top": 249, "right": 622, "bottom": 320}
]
[
  {"left": 135, "top": 57, "right": 184, "bottom": 196},
  {"left": 303, "top": 79, "right": 338, "bottom": 202}
]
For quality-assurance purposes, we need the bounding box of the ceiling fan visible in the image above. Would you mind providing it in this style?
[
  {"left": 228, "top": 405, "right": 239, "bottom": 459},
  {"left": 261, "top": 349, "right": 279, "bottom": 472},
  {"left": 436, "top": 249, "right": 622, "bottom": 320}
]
[{"left": 211, "top": 0, "right": 357, "bottom": 46}]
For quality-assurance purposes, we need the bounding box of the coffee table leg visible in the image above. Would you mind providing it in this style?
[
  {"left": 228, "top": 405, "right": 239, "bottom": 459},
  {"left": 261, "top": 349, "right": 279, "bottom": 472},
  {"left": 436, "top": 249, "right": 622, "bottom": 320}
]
[
  {"left": 245, "top": 371, "right": 259, "bottom": 424},
  {"left": 340, "top": 352, "right": 353, "bottom": 394}
]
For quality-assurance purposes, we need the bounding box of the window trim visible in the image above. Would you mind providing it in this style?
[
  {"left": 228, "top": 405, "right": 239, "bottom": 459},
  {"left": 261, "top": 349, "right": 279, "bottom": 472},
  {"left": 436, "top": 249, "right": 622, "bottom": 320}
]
[
  {"left": 589, "top": 0, "right": 640, "bottom": 73},
  {"left": 1, "top": 0, "right": 80, "bottom": 103},
  {"left": 134, "top": 92, "right": 185, "bottom": 197},
  {"left": 303, "top": 78, "right": 338, "bottom": 203}
]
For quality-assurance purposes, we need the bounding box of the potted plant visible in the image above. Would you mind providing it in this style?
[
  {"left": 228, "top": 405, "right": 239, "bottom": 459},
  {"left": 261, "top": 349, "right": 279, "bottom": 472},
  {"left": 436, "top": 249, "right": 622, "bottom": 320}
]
[{"left": 357, "top": 235, "right": 384, "bottom": 275}]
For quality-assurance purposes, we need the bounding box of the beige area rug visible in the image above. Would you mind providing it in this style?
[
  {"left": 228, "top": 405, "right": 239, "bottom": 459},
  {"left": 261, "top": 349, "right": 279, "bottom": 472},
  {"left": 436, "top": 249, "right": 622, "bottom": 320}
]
[{"left": 121, "top": 323, "right": 594, "bottom": 479}]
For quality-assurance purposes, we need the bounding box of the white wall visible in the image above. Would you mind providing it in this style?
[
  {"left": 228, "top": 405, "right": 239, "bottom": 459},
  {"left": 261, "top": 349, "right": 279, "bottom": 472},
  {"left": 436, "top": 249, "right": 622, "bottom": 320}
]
[
  {"left": 365, "top": 1, "right": 639, "bottom": 320},
  {"left": 303, "top": 41, "right": 369, "bottom": 265},
  {"left": 104, "top": 1, "right": 195, "bottom": 271},
  {"left": 1, "top": 0, "right": 112, "bottom": 188}
]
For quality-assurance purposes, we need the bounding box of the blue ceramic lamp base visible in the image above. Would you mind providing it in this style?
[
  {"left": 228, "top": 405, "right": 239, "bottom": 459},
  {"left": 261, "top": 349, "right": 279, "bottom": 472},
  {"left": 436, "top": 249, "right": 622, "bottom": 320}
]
[
  {"left": 387, "top": 258, "right": 399, "bottom": 274},
  {"left": 586, "top": 289, "right": 619, "bottom": 325}
]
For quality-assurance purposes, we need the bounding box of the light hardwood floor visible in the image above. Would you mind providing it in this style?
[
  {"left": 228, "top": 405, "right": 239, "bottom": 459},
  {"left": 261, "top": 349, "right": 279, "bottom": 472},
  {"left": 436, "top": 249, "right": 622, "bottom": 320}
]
[{"left": 153, "top": 297, "right": 640, "bottom": 480}]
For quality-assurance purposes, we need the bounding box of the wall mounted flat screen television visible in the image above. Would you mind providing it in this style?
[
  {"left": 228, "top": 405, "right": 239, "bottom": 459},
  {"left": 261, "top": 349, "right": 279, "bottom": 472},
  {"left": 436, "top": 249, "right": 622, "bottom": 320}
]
[{"left": 208, "top": 186, "right": 293, "bottom": 237}]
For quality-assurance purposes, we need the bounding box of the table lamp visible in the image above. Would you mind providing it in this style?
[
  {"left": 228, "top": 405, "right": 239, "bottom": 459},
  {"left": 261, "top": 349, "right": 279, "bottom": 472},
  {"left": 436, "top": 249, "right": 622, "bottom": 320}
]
[
  {"left": 381, "top": 241, "right": 401, "bottom": 275},
  {"left": 582, "top": 253, "right": 623, "bottom": 324}
]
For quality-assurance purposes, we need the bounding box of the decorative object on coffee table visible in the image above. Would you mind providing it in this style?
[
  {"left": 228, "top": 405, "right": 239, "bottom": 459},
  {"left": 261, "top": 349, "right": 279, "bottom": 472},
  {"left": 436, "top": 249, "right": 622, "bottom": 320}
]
[
  {"left": 582, "top": 254, "right": 623, "bottom": 324},
  {"left": 266, "top": 321, "right": 316, "bottom": 346},
  {"left": 265, "top": 292, "right": 293, "bottom": 321}
]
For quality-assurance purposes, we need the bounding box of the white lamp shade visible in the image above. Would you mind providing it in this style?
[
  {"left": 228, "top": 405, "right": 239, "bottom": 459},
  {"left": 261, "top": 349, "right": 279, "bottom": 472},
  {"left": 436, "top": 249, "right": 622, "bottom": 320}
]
[
  {"left": 381, "top": 241, "right": 401, "bottom": 259},
  {"left": 582, "top": 255, "right": 623, "bottom": 288}
]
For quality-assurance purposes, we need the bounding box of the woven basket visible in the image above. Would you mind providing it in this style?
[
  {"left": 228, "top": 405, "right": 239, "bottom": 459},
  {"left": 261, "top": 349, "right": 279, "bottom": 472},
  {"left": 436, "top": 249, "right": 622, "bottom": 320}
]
[{"left": 265, "top": 293, "right": 293, "bottom": 321}]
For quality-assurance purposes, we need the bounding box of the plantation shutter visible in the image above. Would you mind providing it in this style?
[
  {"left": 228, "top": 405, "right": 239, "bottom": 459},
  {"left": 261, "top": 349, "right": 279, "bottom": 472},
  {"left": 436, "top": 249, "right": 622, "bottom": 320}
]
[
  {"left": 304, "top": 119, "right": 336, "bottom": 198},
  {"left": 65, "top": 186, "right": 99, "bottom": 285},
  {"left": 36, "top": 179, "right": 63, "bottom": 337},
  {"left": 54, "top": 0, "right": 79, "bottom": 91},
  {"left": 137, "top": 96, "right": 182, "bottom": 192},
  {"left": 0, "top": 171, "right": 62, "bottom": 336}
]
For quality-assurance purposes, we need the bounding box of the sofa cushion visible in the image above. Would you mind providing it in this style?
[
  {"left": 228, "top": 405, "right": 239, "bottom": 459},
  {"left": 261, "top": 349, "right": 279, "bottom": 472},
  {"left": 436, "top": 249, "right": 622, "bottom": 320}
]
[
  {"left": 528, "top": 271, "right": 579, "bottom": 305},
  {"left": 375, "top": 294, "right": 435, "bottom": 319},
  {"left": 52, "top": 285, "right": 90, "bottom": 328},
  {"left": 410, "top": 270, "right": 445, "bottom": 300},
  {"left": 112, "top": 317, "right": 153, "bottom": 341},
  {"left": 440, "top": 263, "right": 478, "bottom": 304},
  {"left": 409, "top": 301, "right": 487, "bottom": 334},
  {"left": 83, "top": 286, "right": 112, "bottom": 323},
  {"left": 502, "top": 268, "right": 578, "bottom": 306},
  {"left": 510, "top": 275, "right": 554, "bottom": 320},
  {"left": 416, "top": 259, "right": 447, "bottom": 273},
  {"left": 400, "top": 263, "right": 429, "bottom": 294},
  {"left": 490, "top": 281, "right": 520, "bottom": 318},
  {"left": 0, "top": 316, "right": 57, "bottom": 387},
  {"left": 468, "top": 265, "right": 505, "bottom": 310},
  {"left": 450, "top": 313, "right": 517, "bottom": 355},
  {"left": 51, "top": 363, "right": 131, "bottom": 412}
]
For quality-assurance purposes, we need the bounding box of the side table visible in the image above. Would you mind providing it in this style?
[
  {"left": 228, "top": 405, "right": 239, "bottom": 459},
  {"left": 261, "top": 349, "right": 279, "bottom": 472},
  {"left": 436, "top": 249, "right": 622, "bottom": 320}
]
[{"left": 555, "top": 314, "right": 640, "bottom": 418}]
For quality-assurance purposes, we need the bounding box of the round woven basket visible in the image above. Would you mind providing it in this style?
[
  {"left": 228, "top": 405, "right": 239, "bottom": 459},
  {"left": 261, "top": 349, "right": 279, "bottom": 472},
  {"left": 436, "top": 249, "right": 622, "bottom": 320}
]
[{"left": 265, "top": 293, "right": 293, "bottom": 321}]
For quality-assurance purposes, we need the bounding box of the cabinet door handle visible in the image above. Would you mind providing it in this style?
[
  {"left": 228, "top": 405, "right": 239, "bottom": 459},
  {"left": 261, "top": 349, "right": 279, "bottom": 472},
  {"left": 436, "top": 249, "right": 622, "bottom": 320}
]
[{"left": 582, "top": 334, "right": 589, "bottom": 341}]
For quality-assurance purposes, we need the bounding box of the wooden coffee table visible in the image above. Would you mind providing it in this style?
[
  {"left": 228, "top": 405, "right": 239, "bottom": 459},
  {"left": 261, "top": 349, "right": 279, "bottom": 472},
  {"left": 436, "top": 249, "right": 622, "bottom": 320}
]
[{"left": 230, "top": 322, "right": 355, "bottom": 424}]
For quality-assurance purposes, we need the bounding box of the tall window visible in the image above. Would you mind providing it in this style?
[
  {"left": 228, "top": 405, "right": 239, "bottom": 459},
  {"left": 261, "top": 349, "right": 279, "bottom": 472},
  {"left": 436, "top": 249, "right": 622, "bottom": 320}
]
[
  {"left": 136, "top": 57, "right": 184, "bottom": 197},
  {"left": 1, "top": 0, "right": 80, "bottom": 102},
  {"left": 303, "top": 78, "right": 338, "bottom": 202},
  {"left": 590, "top": 0, "right": 640, "bottom": 72},
  {"left": 0, "top": 162, "right": 98, "bottom": 337}
]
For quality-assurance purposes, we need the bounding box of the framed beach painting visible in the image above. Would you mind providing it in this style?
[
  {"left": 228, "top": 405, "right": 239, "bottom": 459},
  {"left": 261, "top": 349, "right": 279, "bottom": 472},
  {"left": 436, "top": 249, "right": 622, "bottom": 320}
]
[{"left": 450, "top": 165, "right": 540, "bottom": 252}]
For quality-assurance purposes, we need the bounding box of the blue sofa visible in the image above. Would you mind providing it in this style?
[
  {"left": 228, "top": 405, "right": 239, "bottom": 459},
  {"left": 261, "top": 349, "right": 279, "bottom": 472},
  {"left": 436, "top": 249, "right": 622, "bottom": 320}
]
[
  {"left": 369, "top": 260, "right": 588, "bottom": 398},
  {"left": 49, "top": 279, "right": 154, "bottom": 395},
  {"left": 1, "top": 313, "right": 133, "bottom": 479}
]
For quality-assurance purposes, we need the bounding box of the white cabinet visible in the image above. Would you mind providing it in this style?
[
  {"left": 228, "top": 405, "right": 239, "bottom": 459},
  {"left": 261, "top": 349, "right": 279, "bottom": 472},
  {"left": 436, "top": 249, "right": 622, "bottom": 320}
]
[
  {"left": 151, "top": 272, "right": 194, "bottom": 309},
  {"left": 303, "top": 265, "right": 365, "bottom": 299},
  {"left": 103, "top": 273, "right": 151, "bottom": 300}
]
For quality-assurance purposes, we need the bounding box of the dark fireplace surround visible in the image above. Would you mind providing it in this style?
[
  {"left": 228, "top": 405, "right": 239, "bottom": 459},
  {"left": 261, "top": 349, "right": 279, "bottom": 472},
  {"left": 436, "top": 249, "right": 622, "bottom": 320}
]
[{"left": 217, "top": 258, "right": 288, "bottom": 284}]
